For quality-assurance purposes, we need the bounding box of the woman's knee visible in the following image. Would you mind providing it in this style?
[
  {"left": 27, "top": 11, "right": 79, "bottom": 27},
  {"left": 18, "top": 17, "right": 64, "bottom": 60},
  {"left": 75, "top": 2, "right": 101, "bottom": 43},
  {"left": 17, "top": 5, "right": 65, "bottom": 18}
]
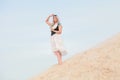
[
  {"left": 54, "top": 51, "right": 58, "bottom": 55},
  {"left": 54, "top": 51, "right": 60, "bottom": 55}
]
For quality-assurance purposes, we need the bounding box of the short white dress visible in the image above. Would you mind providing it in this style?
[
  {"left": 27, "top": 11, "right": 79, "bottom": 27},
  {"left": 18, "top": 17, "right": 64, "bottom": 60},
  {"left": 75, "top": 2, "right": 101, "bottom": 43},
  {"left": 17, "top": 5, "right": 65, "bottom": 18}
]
[{"left": 50, "top": 23, "right": 67, "bottom": 56}]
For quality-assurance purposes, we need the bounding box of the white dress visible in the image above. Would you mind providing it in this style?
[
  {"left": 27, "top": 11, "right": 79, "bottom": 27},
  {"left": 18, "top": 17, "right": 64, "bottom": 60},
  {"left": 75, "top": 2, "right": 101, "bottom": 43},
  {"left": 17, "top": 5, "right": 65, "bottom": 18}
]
[{"left": 50, "top": 23, "right": 67, "bottom": 56}]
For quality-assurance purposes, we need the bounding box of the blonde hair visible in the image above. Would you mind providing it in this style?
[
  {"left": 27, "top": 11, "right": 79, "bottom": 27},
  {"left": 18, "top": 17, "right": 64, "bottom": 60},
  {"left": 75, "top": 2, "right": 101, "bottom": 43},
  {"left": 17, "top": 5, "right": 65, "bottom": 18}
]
[{"left": 53, "top": 15, "right": 61, "bottom": 25}]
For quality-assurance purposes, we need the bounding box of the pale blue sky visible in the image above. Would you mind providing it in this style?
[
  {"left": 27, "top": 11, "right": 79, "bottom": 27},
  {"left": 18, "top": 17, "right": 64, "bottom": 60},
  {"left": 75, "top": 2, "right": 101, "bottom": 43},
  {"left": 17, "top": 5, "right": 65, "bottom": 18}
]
[{"left": 0, "top": 0, "right": 120, "bottom": 80}]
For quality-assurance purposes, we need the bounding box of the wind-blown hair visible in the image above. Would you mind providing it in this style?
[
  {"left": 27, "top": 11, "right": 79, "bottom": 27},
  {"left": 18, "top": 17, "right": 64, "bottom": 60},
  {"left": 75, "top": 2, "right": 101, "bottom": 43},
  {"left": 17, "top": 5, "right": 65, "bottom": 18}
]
[{"left": 53, "top": 15, "right": 61, "bottom": 25}]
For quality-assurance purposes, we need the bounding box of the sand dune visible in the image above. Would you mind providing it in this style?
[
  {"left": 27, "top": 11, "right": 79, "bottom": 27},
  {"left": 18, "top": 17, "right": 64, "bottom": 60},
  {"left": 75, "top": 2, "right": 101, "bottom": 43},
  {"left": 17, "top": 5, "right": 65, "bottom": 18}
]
[{"left": 30, "top": 33, "right": 120, "bottom": 80}]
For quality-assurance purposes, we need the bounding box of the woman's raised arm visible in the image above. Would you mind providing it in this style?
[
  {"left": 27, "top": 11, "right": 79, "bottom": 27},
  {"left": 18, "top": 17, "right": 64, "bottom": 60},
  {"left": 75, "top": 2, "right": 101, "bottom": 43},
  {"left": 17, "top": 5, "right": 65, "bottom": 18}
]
[{"left": 45, "top": 14, "right": 53, "bottom": 26}]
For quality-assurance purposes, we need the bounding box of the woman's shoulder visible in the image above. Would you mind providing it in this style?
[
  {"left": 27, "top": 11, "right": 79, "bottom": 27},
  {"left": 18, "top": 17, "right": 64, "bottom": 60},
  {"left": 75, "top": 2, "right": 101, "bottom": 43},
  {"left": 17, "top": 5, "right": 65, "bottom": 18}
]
[{"left": 58, "top": 22, "right": 62, "bottom": 26}]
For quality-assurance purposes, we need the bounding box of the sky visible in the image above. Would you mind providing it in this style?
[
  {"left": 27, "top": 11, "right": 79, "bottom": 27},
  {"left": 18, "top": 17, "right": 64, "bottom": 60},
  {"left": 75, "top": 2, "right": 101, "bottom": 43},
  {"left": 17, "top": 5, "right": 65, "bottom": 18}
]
[{"left": 0, "top": 0, "right": 120, "bottom": 80}]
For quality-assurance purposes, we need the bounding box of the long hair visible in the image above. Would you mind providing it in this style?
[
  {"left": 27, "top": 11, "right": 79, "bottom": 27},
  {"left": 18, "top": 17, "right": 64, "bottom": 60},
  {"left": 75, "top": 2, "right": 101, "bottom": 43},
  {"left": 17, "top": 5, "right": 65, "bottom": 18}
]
[{"left": 53, "top": 15, "right": 61, "bottom": 25}]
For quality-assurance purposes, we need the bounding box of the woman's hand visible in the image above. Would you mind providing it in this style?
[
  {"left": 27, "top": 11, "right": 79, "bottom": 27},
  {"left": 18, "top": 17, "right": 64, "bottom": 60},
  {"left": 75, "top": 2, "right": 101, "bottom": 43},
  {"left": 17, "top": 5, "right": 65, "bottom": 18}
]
[
  {"left": 49, "top": 14, "right": 54, "bottom": 17},
  {"left": 50, "top": 26, "right": 62, "bottom": 34},
  {"left": 50, "top": 27, "right": 54, "bottom": 31}
]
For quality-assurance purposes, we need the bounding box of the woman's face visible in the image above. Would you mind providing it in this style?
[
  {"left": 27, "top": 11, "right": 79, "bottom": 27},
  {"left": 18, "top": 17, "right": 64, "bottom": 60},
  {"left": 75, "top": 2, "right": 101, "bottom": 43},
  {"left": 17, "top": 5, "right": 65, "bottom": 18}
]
[{"left": 53, "top": 16, "right": 58, "bottom": 23}]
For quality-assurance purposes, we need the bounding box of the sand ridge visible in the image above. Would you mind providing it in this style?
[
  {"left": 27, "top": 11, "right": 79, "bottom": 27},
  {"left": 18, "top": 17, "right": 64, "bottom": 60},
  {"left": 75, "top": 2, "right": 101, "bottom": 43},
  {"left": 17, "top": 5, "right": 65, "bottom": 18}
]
[{"left": 30, "top": 33, "right": 120, "bottom": 80}]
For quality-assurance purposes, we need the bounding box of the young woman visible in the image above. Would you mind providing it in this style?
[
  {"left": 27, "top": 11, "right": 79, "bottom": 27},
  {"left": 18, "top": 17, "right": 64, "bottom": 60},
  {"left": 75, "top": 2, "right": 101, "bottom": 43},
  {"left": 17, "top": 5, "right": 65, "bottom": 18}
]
[{"left": 45, "top": 14, "right": 67, "bottom": 65}]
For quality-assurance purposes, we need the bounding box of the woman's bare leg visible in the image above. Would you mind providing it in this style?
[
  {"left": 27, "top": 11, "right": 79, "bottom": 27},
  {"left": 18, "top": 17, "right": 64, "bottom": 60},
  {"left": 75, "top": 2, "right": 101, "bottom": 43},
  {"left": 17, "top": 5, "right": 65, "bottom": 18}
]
[{"left": 54, "top": 51, "right": 62, "bottom": 65}]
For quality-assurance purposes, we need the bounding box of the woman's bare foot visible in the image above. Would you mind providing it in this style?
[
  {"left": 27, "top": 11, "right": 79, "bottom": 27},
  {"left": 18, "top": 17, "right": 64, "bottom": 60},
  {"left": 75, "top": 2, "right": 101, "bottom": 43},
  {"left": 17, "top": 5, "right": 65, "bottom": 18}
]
[{"left": 58, "top": 61, "right": 62, "bottom": 65}]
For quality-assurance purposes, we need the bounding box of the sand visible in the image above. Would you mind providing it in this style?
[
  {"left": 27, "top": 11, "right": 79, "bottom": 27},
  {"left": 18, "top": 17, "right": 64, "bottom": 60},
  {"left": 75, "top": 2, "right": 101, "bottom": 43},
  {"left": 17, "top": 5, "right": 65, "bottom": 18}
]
[{"left": 29, "top": 33, "right": 120, "bottom": 80}]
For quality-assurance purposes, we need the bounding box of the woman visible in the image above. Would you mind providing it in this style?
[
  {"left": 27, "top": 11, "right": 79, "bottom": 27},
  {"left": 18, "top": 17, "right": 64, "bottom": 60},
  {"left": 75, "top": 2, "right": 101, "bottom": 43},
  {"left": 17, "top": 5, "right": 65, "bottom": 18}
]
[{"left": 45, "top": 14, "right": 67, "bottom": 65}]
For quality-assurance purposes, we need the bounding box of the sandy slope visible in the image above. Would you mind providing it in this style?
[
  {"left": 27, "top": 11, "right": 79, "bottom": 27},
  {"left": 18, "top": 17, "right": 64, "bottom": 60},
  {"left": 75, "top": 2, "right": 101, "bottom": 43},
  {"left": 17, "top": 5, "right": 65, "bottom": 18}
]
[{"left": 29, "top": 33, "right": 120, "bottom": 80}]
